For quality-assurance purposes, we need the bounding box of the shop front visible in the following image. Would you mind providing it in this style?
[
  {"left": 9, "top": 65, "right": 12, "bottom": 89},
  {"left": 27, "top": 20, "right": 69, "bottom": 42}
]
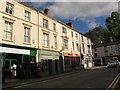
[
  {"left": 1, "top": 44, "right": 37, "bottom": 79},
  {"left": 63, "top": 52, "right": 80, "bottom": 72},
  {"left": 38, "top": 49, "right": 61, "bottom": 76}
]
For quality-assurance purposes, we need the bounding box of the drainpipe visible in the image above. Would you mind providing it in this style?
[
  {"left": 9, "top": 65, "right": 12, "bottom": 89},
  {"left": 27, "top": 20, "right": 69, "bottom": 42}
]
[{"left": 37, "top": 11, "right": 40, "bottom": 66}]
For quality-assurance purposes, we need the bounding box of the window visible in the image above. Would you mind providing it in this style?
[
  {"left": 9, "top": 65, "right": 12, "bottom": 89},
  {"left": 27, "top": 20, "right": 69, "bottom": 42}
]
[
  {"left": 72, "top": 42, "right": 74, "bottom": 50},
  {"left": 4, "top": 21, "right": 13, "bottom": 40},
  {"left": 6, "top": 2, "right": 14, "bottom": 14},
  {"left": 71, "top": 31, "right": 73, "bottom": 37},
  {"left": 43, "top": 33, "right": 49, "bottom": 47},
  {"left": 43, "top": 19, "right": 48, "bottom": 28},
  {"left": 87, "top": 38, "right": 89, "bottom": 44},
  {"left": 24, "top": 27, "right": 30, "bottom": 43},
  {"left": 76, "top": 43, "right": 79, "bottom": 51},
  {"left": 53, "top": 23, "right": 56, "bottom": 31},
  {"left": 25, "top": 10, "right": 31, "bottom": 21},
  {"left": 62, "top": 27, "right": 67, "bottom": 34},
  {"left": 81, "top": 35, "right": 84, "bottom": 42},
  {"left": 63, "top": 39, "right": 68, "bottom": 49},
  {"left": 76, "top": 33, "right": 78, "bottom": 39},
  {"left": 54, "top": 35, "right": 57, "bottom": 49},
  {"left": 82, "top": 43, "right": 85, "bottom": 53}
]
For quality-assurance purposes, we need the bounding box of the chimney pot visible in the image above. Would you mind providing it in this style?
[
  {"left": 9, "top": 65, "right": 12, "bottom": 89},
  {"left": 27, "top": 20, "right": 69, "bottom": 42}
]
[
  {"left": 44, "top": 8, "right": 50, "bottom": 16},
  {"left": 66, "top": 22, "right": 74, "bottom": 28}
]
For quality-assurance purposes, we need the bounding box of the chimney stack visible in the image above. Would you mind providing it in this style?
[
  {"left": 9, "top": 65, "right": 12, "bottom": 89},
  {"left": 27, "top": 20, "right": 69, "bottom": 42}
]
[
  {"left": 66, "top": 21, "right": 74, "bottom": 28},
  {"left": 44, "top": 8, "right": 50, "bottom": 16}
]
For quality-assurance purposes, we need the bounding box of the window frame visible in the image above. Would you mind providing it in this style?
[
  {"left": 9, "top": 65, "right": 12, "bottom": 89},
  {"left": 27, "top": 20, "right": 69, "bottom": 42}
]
[
  {"left": 43, "top": 19, "right": 49, "bottom": 29},
  {"left": 53, "top": 23, "right": 56, "bottom": 31},
  {"left": 24, "top": 27, "right": 31, "bottom": 43},
  {"left": 54, "top": 35, "right": 57, "bottom": 49},
  {"left": 62, "top": 27, "right": 67, "bottom": 34},
  {"left": 43, "top": 33, "right": 49, "bottom": 47},
  {"left": 25, "top": 10, "right": 31, "bottom": 21},
  {"left": 63, "top": 39, "right": 68, "bottom": 50},
  {"left": 4, "top": 21, "right": 13, "bottom": 40},
  {"left": 6, "top": 2, "right": 14, "bottom": 15}
]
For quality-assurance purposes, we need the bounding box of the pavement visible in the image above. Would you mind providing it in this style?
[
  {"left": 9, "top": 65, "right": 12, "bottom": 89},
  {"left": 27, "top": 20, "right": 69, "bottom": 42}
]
[{"left": 2, "top": 66, "right": 107, "bottom": 89}]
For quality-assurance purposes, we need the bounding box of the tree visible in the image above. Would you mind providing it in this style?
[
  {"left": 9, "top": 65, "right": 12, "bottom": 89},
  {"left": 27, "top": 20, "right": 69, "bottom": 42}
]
[
  {"left": 105, "top": 12, "right": 120, "bottom": 42},
  {"left": 85, "top": 26, "right": 111, "bottom": 44}
]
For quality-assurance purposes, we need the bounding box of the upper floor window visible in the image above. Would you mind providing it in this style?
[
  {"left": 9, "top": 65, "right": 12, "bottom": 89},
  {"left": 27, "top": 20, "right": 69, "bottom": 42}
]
[
  {"left": 6, "top": 2, "right": 14, "bottom": 15},
  {"left": 82, "top": 43, "right": 85, "bottom": 53},
  {"left": 63, "top": 39, "right": 68, "bottom": 49},
  {"left": 4, "top": 21, "right": 13, "bottom": 40},
  {"left": 53, "top": 23, "right": 56, "bottom": 31},
  {"left": 71, "top": 31, "right": 73, "bottom": 37},
  {"left": 81, "top": 35, "right": 84, "bottom": 42},
  {"left": 43, "top": 33, "right": 49, "bottom": 47},
  {"left": 54, "top": 35, "right": 57, "bottom": 49},
  {"left": 76, "top": 43, "right": 79, "bottom": 51},
  {"left": 87, "top": 38, "right": 89, "bottom": 44},
  {"left": 62, "top": 27, "right": 67, "bottom": 34},
  {"left": 43, "top": 19, "right": 48, "bottom": 28},
  {"left": 25, "top": 10, "right": 31, "bottom": 21},
  {"left": 72, "top": 42, "right": 75, "bottom": 50},
  {"left": 24, "top": 27, "right": 30, "bottom": 43},
  {"left": 76, "top": 33, "right": 78, "bottom": 39}
]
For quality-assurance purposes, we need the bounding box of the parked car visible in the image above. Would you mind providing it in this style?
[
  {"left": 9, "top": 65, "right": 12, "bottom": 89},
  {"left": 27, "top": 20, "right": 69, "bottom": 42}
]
[{"left": 107, "top": 60, "right": 118, "bottom": 68}]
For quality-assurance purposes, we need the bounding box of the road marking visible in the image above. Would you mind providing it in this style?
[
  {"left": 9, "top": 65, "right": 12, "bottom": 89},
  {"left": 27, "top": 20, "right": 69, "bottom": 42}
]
[
  {"left": 112, "top": 75, "right": 120, "bottom": 88},
  {"left": 107, "top": 73, "right": 120, "bottom": 89}
]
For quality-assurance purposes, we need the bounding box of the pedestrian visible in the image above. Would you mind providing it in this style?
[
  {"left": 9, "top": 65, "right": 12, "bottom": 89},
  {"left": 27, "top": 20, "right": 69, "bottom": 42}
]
[{"left": 11, "top": 63, "right": 17, "bottom": 77}]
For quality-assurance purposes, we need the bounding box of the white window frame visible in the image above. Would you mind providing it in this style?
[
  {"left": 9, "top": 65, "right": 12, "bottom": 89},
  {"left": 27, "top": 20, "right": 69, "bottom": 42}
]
[
  {"left": 25, "top": 10, "right": 31, "bottom": 21},
  {"left": 62, "top": 27, "right": 67, "bottom": 34},
  {"left": 43, "top": 33, "right": 49, "bottom": 47},
  {"left": 6, "top": 2, "right": 14, "bottom": 15},
  {"left": 71, "top": 31, "right": 73, "bottom": 37},
  {"left": 53, "top": 23, "right": 56, "bottom": 31},
  {"left": 4, "top": 21, "right": 13, "bottom": 40},
  {"left": 54, "top": 35, "right": 57, "bottom": 49},
  {"left": 63, "top": 39, "right": 68, "bottom": 50},
  {"left": 43, "top": 19, "right": 48, "bottom": 28},
  {"left": 24, "top": 27, "right": 31, "bottom": 43},
  {"left": 72, "top": 42, "right": 75, "bottom": 50},
  {"left": 76, "top": 33, "right": 78, "bottom": 39}
]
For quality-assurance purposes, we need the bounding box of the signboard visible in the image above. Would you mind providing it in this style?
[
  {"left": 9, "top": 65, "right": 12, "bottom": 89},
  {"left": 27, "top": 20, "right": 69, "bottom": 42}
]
[{"left": 0, "top": 47, "right": 30, "bottom": 55}]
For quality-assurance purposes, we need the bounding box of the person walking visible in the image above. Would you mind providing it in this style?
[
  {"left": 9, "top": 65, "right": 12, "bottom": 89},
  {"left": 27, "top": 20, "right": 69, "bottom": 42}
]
[{"left": 11, "top": 63, "right": 17, "bottom": 77}]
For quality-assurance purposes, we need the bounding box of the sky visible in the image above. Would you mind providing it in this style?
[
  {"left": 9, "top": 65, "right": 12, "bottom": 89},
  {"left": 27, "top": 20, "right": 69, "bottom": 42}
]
[{"left": 24, "top": 0, "right": 119, "bottom": 34}]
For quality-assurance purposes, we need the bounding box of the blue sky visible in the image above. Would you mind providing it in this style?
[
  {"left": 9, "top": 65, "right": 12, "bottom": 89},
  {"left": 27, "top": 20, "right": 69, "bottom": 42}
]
[{"left": 26, "top": 1, "right": 118, "bottom": 34}]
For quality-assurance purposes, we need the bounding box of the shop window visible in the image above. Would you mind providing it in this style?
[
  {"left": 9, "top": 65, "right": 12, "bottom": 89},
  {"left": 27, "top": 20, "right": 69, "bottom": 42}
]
[{"left": 4, "top": 60, "right": 10, "bottom": 69}]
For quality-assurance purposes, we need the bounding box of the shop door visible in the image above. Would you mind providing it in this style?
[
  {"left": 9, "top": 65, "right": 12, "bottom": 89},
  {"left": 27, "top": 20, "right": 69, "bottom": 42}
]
[{"left": 4, "top": 59, "right": 16, "bottom": 70}]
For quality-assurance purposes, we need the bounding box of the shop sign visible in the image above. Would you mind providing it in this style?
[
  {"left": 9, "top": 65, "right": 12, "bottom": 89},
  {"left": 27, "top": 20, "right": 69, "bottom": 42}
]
[
  {"left": 63, "top": 52, "right": 70, "bottom": 56},
  {"left": 0, "top": 47, "right": 30, "bottom": 55}
]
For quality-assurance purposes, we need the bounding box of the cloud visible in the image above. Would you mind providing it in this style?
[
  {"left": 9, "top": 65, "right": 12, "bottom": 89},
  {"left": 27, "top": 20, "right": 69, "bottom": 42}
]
[
  {"left": 48, "top": 2, "right": 118, "bottom": 19},
  {"left": 87, "top": 19, "right": 99, "bottom": 29}
]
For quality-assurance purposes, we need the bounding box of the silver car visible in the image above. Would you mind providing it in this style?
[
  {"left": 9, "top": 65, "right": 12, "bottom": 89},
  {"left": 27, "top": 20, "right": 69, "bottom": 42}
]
[{"left": 107, "top": 60, "right": 118, "bottom": 68}]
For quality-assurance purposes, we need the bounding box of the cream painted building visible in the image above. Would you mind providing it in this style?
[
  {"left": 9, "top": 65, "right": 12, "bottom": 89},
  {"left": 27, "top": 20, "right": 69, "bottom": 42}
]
[
  {"left": 0, "top": 0, "right": 93, "bottom": 77},
  {"left": 80, "top": 34, "right": 93, "bottom": 68}
]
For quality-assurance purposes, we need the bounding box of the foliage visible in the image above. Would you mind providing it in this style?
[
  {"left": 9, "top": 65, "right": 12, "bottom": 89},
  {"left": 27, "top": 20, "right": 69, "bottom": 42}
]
[{"left": 85, "top": 12, "right": 120, "bottom": 44}]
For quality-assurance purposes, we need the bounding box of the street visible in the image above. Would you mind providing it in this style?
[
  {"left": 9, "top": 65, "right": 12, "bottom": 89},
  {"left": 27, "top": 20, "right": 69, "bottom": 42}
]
[{"left": 12, "top": 67, "right": 120, "bottom": 88}]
